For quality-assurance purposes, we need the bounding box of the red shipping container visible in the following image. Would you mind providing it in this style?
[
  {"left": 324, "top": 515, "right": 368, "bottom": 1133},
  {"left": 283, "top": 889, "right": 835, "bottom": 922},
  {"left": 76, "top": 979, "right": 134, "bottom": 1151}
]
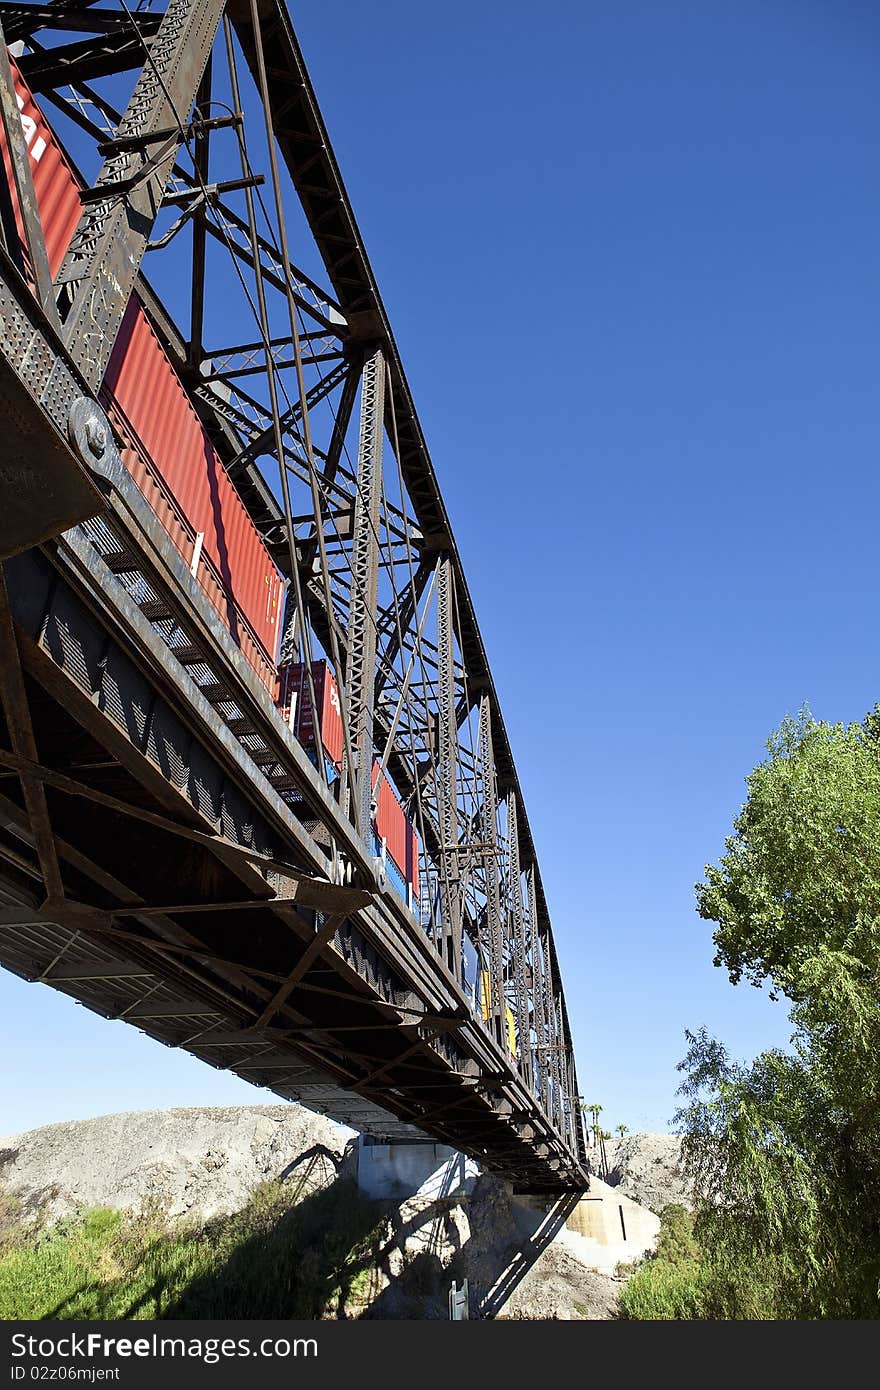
[
  {"left": 276, "top": 661, "right": 420, "bottom": 896},
  {"left": 103, "top": 300, "right": 284, "bottom": 667},
  {"left": 277, "top": 659, "right": 344, "bottom": 767},
  {"left": 372, "top": 761, "right": 419, "bottom": 898},
  {"left": 1, "top": 59, "right": 81, "bottom": 278},
  {"left": 0, "top": 55, "right": 284, "bottom": 685}
]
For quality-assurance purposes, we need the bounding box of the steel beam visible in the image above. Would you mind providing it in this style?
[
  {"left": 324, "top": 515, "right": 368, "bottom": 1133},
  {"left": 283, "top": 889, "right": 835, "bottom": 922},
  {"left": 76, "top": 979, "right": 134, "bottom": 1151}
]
[
  {"left": 344, "top": 346, "right": 384, "bottom": 845},
  {"left": 55, "top": 0, "right": 225, "bottom": 390},
  {"left": 436, "top": 555, "right": 462, "bottom": 973},
  {"left": 478, "top": 693, "right": 505, "bottom": 1051},
  {"left": 528, "top": 866, "right": 549, "bottom": 1114},
  {"left": 506, "top": 792, "right": 532, "bottom": 1093}
]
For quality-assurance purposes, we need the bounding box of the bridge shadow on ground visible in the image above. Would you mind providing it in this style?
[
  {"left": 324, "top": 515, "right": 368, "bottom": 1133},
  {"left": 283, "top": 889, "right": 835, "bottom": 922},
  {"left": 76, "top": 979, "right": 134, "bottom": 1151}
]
[
  {"left": 163, "top": 1165, "right": 584, "bottom": 1321},
  {"left": 164, "top": 1176, "right": 382, "bottom": 1320},
  {"left": 469, "top": 1189, "right": 582, "bottom": 1318},
  {"left": 36, "top": 1153, "right": 585, "bottom": 1321}
]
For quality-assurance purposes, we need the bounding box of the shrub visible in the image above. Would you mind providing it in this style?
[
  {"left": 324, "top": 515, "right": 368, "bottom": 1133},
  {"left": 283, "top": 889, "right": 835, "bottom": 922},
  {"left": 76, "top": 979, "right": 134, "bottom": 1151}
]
[
  {"left": 618, "top": 1258, "right": 710, "bottom": 1320},
  {"left": 653, "top": 1204, "right": 699, "bottom": 1266},
  {"left": 0, "top": 1176, "right": 386, "bottom": 1321}
]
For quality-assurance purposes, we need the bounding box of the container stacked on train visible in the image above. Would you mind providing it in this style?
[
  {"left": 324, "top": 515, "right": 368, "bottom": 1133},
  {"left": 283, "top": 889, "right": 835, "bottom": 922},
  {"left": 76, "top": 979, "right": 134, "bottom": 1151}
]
[
  {"left": 1, "top": 58, "right": 421, "bottom": 914},
  {"left": 1, "top": 56, "right": 284, "bottom": 692},
  {"left": 278, "top": 659, "right": 421, "bottom": 911}
]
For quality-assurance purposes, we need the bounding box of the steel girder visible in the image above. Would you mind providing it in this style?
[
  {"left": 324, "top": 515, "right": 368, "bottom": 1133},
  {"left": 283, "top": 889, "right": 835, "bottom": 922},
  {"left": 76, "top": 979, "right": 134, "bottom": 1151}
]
[
  {"left": 0, "top": 0, "right": 588, "bottom": 1186},
  {"left": 344, "top": 346, "right": 384, "bottom": 846},
  {"left": 55, "top": 0, "right": 225, "bottom": 389}
]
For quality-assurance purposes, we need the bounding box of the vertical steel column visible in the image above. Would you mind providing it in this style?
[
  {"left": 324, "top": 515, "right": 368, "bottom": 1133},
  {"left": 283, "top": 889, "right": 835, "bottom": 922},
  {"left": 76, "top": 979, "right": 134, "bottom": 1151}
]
[
  {"left": 242, "top": 0, "right": 356, "bottom": 815},
  {"left": 436, "top": 555, "right": 462, "bottom": 972},
  {"left": 542, "top": 937, "right": 563, "bottom": 1133},
  {"left": 55, "top": 0, "right": 225, "bottom": 390},
  {"left": 551, "top": 981, "right": 567, "bottom": 1138},
  {"left": 558, "top": 1029, "right": 571, "bottom": 1151},
  {"left": 478, "top": 693, "right": 506, "bottom": 1050},
  {"left": 505, "top": 792, "right": 533, "bottom": 1092},
  {"left": 222, "top": 18, "right": 333, "bottom": 795},
  {"left": 564, "top": 1044, "right": 578, "bottom": 1153},
  {"left": 527, "top": 867, "right": 549, "bottom": 1113},
  {"left": 344, "top": 345, "right": 384, "bottom": 844},
  {"left": 186, "top": 50, "right": 212, "bottom": 372},
  {"left": 0, "top": 24, "right": 58, "bottom": 326}
]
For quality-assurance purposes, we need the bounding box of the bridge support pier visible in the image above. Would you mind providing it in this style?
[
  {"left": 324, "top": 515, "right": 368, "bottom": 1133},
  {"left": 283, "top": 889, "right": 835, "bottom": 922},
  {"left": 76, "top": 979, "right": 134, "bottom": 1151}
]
[{"left": 356, "top": 1134, "right": 480, "bottom": 1201}]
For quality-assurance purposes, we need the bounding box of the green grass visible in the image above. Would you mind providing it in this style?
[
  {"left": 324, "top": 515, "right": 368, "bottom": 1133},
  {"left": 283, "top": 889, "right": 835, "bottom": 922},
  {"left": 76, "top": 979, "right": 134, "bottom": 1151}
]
[{"left": 0, "top": 1178, "right": 386, "bottom": 1321}]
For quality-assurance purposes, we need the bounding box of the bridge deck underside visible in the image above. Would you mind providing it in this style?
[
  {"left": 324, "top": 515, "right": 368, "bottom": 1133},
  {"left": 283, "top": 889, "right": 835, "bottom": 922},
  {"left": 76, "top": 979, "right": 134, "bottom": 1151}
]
[
  {"left": 0, "top": 542, "right": 585, "bottom": 1191},
  {"left": 0, "top": 0, "right": 589, "bottom": 1193}
]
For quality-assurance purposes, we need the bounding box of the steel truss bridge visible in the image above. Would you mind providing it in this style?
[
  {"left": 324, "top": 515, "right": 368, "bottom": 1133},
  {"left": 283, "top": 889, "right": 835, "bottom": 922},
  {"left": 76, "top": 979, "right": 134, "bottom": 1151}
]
[{"left": 0, "top": 0, "right": 588, "bottom": 1190}]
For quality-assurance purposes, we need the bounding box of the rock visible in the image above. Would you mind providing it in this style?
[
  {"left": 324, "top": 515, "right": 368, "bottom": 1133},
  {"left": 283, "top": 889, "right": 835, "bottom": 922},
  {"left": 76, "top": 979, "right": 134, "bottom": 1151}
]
[
  {"left": 0, "top": 1105, "right": 351, "bottom": 1223},
  {"left": 600, "top": 1133, "right": 692, "bottom": 1213},
  {"left": 0, "top": 1107, "right": 669, "bottom": 1319},
  {"left": 347, "top": 1174, "right": 627, "bottom": 1321}
]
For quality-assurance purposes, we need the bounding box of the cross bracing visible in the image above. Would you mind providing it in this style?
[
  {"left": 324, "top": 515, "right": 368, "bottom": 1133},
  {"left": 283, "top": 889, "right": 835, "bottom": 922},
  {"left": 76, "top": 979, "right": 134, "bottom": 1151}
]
[{"left": 0, "top": 0, "right": 587, "bottom": 1188}]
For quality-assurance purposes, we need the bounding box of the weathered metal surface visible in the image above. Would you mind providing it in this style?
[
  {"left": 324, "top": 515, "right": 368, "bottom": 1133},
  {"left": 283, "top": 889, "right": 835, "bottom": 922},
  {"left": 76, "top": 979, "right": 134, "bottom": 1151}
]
[
  {"left": 344, "top": 346, "right": 383, "bottom": 845},
  {"left": 55, "top": 0, "right": 226, "bottom": 390},
  {"left": 0, "top": 1, "right": 589, "bottom": 1189},
  {"left": 0, "top": 246, "right": 104, "bottom": 557}
]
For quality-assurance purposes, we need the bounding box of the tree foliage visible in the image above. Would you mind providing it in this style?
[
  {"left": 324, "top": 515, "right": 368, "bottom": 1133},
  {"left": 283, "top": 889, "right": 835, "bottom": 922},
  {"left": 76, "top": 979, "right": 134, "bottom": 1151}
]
[
  {"left": 674, "top": 708, "right": 880, "bottom": 1318},
  {"left": 652, "top": 1204, "right": 698, "bottom": 1267},
  {"left": 696, "top": 706, "right": 880, "bottom": 1002}
]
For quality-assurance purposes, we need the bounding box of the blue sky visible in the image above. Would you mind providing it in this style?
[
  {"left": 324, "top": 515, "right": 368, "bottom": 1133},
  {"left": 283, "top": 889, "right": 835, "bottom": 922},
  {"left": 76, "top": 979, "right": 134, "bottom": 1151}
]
[{"left": 3, "top": 0, "right": 879, "bottom": 1136}]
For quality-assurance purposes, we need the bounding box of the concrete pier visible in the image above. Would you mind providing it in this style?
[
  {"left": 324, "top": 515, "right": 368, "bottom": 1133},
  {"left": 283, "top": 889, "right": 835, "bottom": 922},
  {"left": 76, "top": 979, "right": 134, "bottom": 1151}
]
[{"left": 356, "top": 1135, "right": 480, "bottom": 1200}]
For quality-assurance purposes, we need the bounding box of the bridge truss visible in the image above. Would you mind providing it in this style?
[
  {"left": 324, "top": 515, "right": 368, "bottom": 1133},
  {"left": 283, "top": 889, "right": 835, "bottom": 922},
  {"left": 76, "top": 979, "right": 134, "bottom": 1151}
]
[{"left": 0, "top": 0, "right": 588, "bottom": 1190}]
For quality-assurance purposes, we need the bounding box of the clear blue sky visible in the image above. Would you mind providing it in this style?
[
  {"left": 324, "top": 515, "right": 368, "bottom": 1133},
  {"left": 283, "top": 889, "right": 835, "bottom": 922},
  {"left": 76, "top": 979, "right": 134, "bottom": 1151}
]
[{"left": 3, "top": 0, "right": 879, "bottom": 1136}]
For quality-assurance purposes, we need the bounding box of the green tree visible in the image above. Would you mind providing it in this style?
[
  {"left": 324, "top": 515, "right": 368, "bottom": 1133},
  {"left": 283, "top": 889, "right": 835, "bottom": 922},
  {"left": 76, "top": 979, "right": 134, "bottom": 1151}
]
[
  {"left": 618, "top": 1205, "right": 706, "bottom": 1319},
  {"left": 615, "top": 1124, "right": 629, "bottom": 1138},
  {"left": 677, "top": 707, "right": 880, "bottom": 1318},
  {"left": 696, "top": 706, "right": 880, "bottom": 1005}
]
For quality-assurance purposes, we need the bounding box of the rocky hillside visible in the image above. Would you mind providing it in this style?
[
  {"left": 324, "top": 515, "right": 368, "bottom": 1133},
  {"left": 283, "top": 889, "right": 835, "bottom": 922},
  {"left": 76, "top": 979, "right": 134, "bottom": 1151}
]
[
  {"left": 0, "top": 1105, "right": 351, "bottom": 1223},
  {"left": 601, "top": 1133, "right": 692, "bottom": 1213},
  {"left": 0, "top": 1105, "right": 638, "bottom": 1319}
]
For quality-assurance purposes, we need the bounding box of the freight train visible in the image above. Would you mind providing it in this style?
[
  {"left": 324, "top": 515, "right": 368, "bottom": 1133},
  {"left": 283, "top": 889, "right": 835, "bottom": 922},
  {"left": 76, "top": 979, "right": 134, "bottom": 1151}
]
[
  {"left": 0, "top": 55, "right": 422, "bottom": 914},
  {"left": 278, "top": 659, "right": 420, "bottom": 910}
]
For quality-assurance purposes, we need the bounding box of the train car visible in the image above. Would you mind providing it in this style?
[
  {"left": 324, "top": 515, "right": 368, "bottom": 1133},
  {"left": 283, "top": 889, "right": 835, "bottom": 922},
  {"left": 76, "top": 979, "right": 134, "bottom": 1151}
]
[
  {"left": 3, "top": 59, "right": 425, "bottom": 911},
  {"left": 371, "top": 760, "right": 420, "bottom": 908},
  {"left": 278, "top": 658, "right": 420, "bottom": 906},
  {"left": 277, "top": 657, "right": 343, "bottom": 779},
  {"left": 480, "top": 970, "right": 518, "bottom": 1056},
  {"left": 0, "top": 56, "right": 284, "bottom": 691}
]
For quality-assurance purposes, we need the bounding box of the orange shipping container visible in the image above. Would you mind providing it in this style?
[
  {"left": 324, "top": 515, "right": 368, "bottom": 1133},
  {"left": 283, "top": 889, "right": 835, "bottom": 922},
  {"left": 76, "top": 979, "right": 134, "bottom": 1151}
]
[
  {"left": 276, "top": 662, "right": 420, "bottom": 896},
  {"left": 1, "top": 58, "right": 81, "bottom": 278}
]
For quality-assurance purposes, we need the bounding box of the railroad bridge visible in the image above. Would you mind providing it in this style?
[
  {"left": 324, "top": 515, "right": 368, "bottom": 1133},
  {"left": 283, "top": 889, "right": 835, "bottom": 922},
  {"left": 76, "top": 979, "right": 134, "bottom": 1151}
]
[{"left": 0, "top": 0, "right": 588, "bottom": 1190}]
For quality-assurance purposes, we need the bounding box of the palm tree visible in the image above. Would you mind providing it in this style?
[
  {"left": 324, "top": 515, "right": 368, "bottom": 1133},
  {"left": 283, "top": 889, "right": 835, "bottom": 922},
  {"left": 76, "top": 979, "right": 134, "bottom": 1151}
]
[
  {"left": 582, "top": 1102, "right": 603, "bottom": 1146},
  {"left": 616, "top": 1123, "right": 629, "bottom": 1138},
  {"left": 579, "top": 1102, "right": 610, "bottom": 1179}
]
